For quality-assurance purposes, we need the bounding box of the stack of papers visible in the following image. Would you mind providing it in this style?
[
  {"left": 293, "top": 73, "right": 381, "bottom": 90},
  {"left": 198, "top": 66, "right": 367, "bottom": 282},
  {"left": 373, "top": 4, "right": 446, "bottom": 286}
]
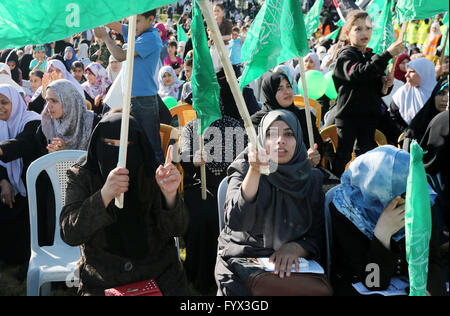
[
  {"left": 352, "top": 277, "right": 409, "bottom": 296},
  {"left": 257, "top": 257, "right": 325, "bottom": 274}
]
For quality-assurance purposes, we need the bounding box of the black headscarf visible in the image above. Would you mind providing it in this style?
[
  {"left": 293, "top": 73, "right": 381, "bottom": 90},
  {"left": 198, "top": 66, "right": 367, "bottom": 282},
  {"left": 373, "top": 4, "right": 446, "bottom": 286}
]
[
  {"left": 251, "top": 72, "right": 324, "bottom": 154},
  {"left": 81, "top": 112, "right": 158, "bottom": 259},
  {"left": 0, "top": 49, "right": 21, "bottom": 84}
]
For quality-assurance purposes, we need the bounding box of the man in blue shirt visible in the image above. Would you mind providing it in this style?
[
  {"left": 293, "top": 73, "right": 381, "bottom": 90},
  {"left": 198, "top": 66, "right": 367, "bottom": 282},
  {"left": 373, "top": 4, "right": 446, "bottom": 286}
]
[{"left": 95, "top": 10, "right": 164, "bottom": 163}]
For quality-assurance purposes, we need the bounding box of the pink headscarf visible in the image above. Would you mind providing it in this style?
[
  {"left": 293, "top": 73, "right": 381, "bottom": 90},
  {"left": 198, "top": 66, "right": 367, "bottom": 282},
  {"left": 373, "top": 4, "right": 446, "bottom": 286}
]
[
  {"left": 155, "top": 23, "right": 168, "bottom": 43},
  {"left": 82, "top": 62, "right": 112, "bottom": 99}
]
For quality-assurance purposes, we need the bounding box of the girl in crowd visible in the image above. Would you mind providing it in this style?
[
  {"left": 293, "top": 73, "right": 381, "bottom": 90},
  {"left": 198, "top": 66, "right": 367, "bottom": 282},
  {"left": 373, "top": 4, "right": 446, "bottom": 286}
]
[
  {"left": 251, "top": 72, "right": 324, "bottom": 168},
  {"left": 60, "top": 112, "right": 190, "bottom": 296},
  {"left": 28, "top": 59, "right": 86, "bottom": 114},
  {"left": 0, "top": 50, "right": 23, "bottom": 86},
  {"left": 37, "top": 79, "right": 100, "bottom": 154},
  {"left": 402, "top": 78, "right": 448, "bottom": 151},
  {"left": 106, "top": 55, "right": 122, "bottom": 83},
  {"left": 180, "top": 112, "right": 247, "bottom": 295},
  {"left": 0, "top": 84, "right": 41, "bottom": 266},
  {"left": 215, "top": 110, "right": 325, "bottom": 296},
  {"left": 29, "top": 46, "right": 47, "bottom": 72},
  {"left": 0, "top": 63, "right": 25, "bottom": 96},
  {"left": 389, "top": 57, "right": 437, "bottom": 138},
  {"left": 82, "top": 62, "right": 112, "bottom": 111},
  {"left": 328, "top": 145, "right": 445, "bottom": 296},
  {"left": 164, "top": 40, "right": 184, "bottom": 76},
  {"left": 71, "top": 61, "right": 87, "bottom": 84},
  {"left": 381, "top": 53, "right": 411, "bottom": 108},
  {"left": 332, "top": 10, "right": 404, "bottom": 177},
  {"left": 158, "top": 66, "right": 183, "bottom": 101},
  {"left": 155, "top": 23, "right": 169, "bottom": 64}
]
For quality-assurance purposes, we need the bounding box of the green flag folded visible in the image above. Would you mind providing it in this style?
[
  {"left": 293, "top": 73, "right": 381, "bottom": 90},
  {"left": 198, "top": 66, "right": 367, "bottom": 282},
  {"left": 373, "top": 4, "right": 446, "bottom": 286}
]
[
  {"left": 405, "top": 141, "right": 434, "bottom": 296},
  {"left": 190, "top": 0, "right": 221, "bottom": 135},
  {"left": 305, "top": 0, "right": 324, "bottom": 38},
  {"left": 368, "top": 0, "right": 396, "bottom": 55},
  {"left": 239, "top": 0, "right": 309, "bottom": 89},
  {"left": 177, "top": 24, "right": 188, "bottom": 43},
  {"left": 0, "top": 0, "right": 176, "bottom": 49},
  {"left": 395, "top": 0, "right": 449, "bottom": 24}
]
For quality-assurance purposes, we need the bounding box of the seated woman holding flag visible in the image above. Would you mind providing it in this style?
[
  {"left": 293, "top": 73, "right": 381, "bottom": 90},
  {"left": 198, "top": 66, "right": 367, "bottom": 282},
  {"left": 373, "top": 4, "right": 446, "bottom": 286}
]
[
  {"left": 215, "top": 109, "right": 326, "bottom": 296},
  {"left": 327, "top": 145, "right": 446, "bottom": 296},
  {"left": 60, "top": 112, "right": 190, "bottom": 296}
]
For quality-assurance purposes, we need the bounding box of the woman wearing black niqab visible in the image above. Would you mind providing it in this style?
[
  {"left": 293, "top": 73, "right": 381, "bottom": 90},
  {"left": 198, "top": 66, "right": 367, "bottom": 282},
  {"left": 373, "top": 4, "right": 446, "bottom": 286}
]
[{"left": 60, "top": 112, "right": 190, "bottom": 296}]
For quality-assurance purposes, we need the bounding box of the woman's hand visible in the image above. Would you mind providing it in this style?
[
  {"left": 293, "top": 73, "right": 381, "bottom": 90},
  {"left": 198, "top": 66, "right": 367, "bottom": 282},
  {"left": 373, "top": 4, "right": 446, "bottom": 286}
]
[
  {"left": 307, "top": 144, "right": 321, "bottom": 167},
  {"left": 100, "top": 167, "right": 129, "bottom": 207},
  {"left": 269, "top": 242, "right": 308, "bottom": 279},
  {"left": 374, "top": 196, "right": 405, "bottom": 249},
  {"left": 247, "top": 142, "right": 269, "bottom": 173},
  {"left": 47, "top": 137, "right": 67, "bottom": 153},
  {"left": 156, "top": 145, "right": 181, "bottom": 209},
  {"left": 242, "top": 143, "right": 269, "bottom": 202},
  {"left": 0, "top": 179, "right": 15, "bottom": 209}
]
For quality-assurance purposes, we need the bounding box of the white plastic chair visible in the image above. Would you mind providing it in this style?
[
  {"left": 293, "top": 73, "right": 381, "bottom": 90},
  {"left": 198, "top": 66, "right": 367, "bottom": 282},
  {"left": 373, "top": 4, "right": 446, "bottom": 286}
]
[
  {"left": 26, "top": 150, "right": 86, "bottom": 296},
  {"left": 217, "top": 177, "right": 228, "bottom": 232}
]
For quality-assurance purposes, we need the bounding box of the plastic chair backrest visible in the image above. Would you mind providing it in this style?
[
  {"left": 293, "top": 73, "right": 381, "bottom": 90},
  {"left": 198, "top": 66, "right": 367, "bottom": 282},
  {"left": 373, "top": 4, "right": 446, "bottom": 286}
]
[
  {"left": 320, "top": 124, "right": 338, "bottom": 152},
  {"left": 217, "top": 177, "right": 228, "bottom": 232},
  {"left": 320, "top": 124, "right": 387, "bottom": 152},
  {"left": 160, "top": 124, "right": 180, "bottom": 157},
  {"left": 26, "top": 150, "right": 86, "bottom": 251},
  {"left": 397, "top": 132, "right": 405, "bottom": 149},
  {"left": 169, "top": 103, "right": 197, "bottom": 128},
  {"left": 375, "top": 130, "right": 387, "bottom": 146},
  {"left": 293, "top": 95, "right": 322, "bottom": 130}
]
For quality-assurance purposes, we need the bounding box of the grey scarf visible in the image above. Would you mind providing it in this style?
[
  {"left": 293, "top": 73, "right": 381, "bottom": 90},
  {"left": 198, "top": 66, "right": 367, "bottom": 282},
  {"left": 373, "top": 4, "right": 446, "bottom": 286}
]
[
  {"left": 41, "top": 79, "right": 94, "bottom": 150},
  {"left": 229, "top": 110, "right": 313, "bottom": 250}
]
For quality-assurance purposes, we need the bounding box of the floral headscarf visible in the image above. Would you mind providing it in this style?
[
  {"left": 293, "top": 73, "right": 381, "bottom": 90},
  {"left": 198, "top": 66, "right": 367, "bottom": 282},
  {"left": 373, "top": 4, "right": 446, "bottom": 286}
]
[{"left": 82, "top": 62, "right": 112, "bottom": 99}]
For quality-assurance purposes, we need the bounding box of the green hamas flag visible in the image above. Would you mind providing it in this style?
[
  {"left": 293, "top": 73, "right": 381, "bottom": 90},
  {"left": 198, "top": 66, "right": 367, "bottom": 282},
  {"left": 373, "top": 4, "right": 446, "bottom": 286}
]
[
  {"left": 305, "top": 0, "right": 324, "bottom": 38},
  {"left": 190, "top": 0, "right": 221, "bottom": 135},
  {"left": 368, "top": 0, "right": 396, "bottom": 55},
  {"left": 239, "top": 0, "right": 309, "bottom": 89},
  {"left": 405, "top": 141, "right": 434, "bottom": 296},
  {"left": 177, "top": 24, "right": 188, "bottom": 43},
  {"left": 0, "top": 0, "right": 176, "bottom": 49},
  {"left": 395, "top": 0, "right": 449, "bottom": 24}
]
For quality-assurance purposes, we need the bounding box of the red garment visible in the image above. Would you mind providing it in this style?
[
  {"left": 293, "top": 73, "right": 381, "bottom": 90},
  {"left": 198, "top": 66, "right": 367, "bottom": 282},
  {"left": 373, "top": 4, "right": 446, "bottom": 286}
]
[{"left": 394, "top": 53, "right": 410, "bottom": 83}]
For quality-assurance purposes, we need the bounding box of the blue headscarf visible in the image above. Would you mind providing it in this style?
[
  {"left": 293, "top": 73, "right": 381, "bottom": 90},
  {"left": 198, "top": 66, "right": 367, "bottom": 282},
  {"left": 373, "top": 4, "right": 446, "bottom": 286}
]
[
  {"left": 332, "top": 145, "right": 436, "bottom": 242},
  {"left": 64, "top": 46, "right": 78, "bottom": 70}
]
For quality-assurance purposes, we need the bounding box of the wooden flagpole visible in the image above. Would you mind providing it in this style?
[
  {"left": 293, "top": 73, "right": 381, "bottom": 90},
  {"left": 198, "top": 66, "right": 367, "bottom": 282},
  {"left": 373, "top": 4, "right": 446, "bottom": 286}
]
[
  {"left": 199, "top": 134, "right": 207, "bottom": 200},
  {"left": 440, "top": 27, "right": 449, "bottom": 69},
  {"left": 298, "top": 57, "right": 316, "bottom": 150},
  {"left": 115, "top": 15, "right": 137, "bottom": 209},
  {"left": 197, "top": 0, "right": 269, "bottom": 175},
  {"left": 382, "top": 22, "right": 408, "bottom": 95}
]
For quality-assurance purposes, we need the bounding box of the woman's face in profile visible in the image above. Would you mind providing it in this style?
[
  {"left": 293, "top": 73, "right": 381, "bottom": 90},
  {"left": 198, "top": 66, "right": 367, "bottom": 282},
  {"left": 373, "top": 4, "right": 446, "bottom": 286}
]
[
  {"left": 265, "top": 119, "right": 297, "bottom": 165},
  {"left": 275, "top": 78, "right": 294, "bottom": 108},
  {"left": 405, "top": 68, "right": 421, "bottom": 87}
]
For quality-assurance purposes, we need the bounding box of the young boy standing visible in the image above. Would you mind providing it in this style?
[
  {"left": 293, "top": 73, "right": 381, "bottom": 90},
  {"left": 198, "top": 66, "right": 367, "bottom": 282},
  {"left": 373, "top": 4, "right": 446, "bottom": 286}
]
[{"left": 95, "top": 10, "right": 165, "bottom": 163}]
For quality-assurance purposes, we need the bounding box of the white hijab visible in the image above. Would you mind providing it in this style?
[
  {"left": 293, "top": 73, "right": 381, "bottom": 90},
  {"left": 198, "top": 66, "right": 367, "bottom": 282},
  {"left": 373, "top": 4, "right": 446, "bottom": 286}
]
[
  {"left": 392, "top": 57, "right": 437, "bottom": 125},
  {"left": 0, "top": 84, "right": 41, "bottom": 196},
  {"left": 0, "top": 63, "right": 25, "bottom": 96},
  {"left": 77, "top": 43, "right": 89, "bottom": 59}
]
